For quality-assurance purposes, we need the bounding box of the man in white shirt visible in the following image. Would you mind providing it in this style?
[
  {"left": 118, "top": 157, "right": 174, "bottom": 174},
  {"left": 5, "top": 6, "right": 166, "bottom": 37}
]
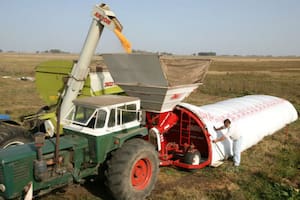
[{"left": 212, "top": 119, "right": 242, "bottom": 167}]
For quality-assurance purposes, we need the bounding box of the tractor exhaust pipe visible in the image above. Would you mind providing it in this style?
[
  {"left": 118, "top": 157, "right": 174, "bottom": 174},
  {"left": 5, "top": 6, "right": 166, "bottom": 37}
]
[
  {"left": 34, "top": 132, "right": 48, "bottom": 181},
  {"left": 35, "top": 133, "right": 45, "bottom": 161}
]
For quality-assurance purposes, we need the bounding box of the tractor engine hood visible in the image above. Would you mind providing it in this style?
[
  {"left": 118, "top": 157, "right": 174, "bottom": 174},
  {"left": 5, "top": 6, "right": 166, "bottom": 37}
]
[{"left": 0, "top": 136, "right": 87, "bottom": 199}]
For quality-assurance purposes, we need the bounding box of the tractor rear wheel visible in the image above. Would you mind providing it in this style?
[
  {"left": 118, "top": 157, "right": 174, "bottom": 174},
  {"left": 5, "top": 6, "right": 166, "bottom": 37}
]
[
  {"left": 105, "top": 138, "right": 159, "bottom": 200},
  {"left": 0, "top": 122, "right": 31, "bottom": 148}
]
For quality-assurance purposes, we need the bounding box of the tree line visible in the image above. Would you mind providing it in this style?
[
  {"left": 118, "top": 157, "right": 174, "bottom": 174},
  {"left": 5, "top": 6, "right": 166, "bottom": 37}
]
[{"left": 0, "top": 48, "right": 216, "bottom": 56}]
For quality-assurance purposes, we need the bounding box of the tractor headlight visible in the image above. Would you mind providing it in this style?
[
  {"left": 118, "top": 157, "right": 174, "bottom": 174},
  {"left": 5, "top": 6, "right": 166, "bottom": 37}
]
[{"left": 0, "top": 184, "right": 5, "bottom": 192}]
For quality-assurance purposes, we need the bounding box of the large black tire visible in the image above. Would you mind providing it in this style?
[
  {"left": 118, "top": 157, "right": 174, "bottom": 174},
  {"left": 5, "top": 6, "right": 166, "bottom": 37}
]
[
  {"left": 105, "top": 138, "right": 159, "bottom": 200},
  {"left": 0, "top": 121, "right": 32, "bottom": 148}
]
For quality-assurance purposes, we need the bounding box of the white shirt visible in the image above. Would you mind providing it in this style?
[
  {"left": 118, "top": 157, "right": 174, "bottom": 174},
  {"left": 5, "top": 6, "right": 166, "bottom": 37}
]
[{"left": 224, "top": 125, "right": 241, "bottom": 140}]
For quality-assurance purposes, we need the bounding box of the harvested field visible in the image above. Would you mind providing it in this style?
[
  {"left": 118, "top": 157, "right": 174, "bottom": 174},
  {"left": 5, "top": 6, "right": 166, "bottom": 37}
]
[{"left": 0, "top": 53, "right": 299, "bottom": 199}]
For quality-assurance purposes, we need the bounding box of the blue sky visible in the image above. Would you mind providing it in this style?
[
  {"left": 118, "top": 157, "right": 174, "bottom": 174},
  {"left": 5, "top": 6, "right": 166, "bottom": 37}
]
[{"left": 1, "top": 0, "right": 300, "bottom": 56}]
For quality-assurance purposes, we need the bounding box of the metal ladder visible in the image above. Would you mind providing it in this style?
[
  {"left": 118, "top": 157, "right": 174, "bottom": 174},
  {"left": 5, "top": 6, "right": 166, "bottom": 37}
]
[{"left": 179, "top": 111, "right": 191, "bottom": 146}]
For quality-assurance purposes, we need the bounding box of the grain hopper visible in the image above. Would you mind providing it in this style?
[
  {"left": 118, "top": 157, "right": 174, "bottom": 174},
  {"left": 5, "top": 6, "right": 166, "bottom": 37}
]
[{"left": 102, "top": 54, "right": 210, "bottom": 112}]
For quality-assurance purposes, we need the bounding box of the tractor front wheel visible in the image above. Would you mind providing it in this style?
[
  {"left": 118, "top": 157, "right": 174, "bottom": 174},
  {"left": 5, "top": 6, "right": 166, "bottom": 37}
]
[{"left": 105, "top": 138, "right": 159, "bottom": 200}]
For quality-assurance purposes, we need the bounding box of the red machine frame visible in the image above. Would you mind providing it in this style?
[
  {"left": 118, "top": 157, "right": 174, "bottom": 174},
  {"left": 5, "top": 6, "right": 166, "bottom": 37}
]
[{"left": 145, "top": 106, "right": 212, "bottom": 170}]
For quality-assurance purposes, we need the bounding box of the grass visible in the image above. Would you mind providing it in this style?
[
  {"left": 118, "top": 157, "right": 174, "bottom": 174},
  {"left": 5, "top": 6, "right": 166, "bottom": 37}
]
[
  {"left": 0, "top": 53, "right": 299, "bottom": 199},
  {"left": 0, "top": 53, "right": 103, "bottom": 119},
  {"left": 153, "top": 57, "right": 300, "bottom": 200}
]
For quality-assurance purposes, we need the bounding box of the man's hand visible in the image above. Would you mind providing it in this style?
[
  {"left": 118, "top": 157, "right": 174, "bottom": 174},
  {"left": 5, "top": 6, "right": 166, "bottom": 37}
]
[
  {"left": 214, "top": 126, "right": 225, "bottom": 131},
  {"left": 212, "top": 139, "right": 217, "bottom": 143}
]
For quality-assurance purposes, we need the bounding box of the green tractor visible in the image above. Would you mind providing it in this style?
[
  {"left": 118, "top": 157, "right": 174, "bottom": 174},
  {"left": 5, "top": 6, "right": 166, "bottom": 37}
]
[{"left": 0, "top": 95, "right": 159, "bottom": 199}]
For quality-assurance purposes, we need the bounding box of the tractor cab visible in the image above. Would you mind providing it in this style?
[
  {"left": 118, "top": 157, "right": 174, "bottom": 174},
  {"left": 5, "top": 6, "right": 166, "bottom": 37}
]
[{"left": 64, "top": 95, "right": 141, "bottom": 136}]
